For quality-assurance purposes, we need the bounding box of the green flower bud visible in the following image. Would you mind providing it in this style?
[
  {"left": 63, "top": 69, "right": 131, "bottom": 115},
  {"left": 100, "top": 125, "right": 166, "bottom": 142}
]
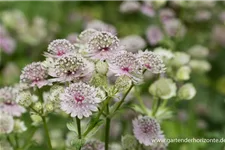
[
  {"left": 30, "top": 114, "right": 42, "bottom": 125},
  {"left": 33, "top": 102, "right": 43, "bottom": 112},
  {"left": 90, "top": 73, "right": 108, "bottom": 87},
  {"left": 115, "top": 75, "right": 132, "bottom": 92},
  {"left": 171, "top": 52, "right": 190, "bottom": 67},
  {"left": 188, "top": 45, "right": 209, "bottom": 58},
  {"left": 16, "top": 91, "right": 32, "bottom": 107},
  {"left": 149, "top": 78, "right": 177, "bottom": 99},
  {"left": 176, "top": 66, "right": 191, "bottom": 81},
  {"left": 13, "top": 119, "right": 27, "bottom": 133},
  {"left": 189, "top": 60, "right": 211, "bottom": 73},
  {"left": 121, "top": 135, "right": 137, "bottom": 150},
  {"left": 45, "top": 102, "right": 54, "bottom": 113},
  {"left": 178, "top": 83, "right": 196, "bottom": 100},
  {"left": 95, "top": 61, "right": 108, "bottom": 75}
]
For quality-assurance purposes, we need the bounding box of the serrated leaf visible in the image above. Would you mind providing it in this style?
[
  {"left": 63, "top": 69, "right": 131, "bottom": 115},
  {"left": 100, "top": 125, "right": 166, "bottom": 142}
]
[{"left": 67, "top": 122, "right": 78, "bottom": 135}]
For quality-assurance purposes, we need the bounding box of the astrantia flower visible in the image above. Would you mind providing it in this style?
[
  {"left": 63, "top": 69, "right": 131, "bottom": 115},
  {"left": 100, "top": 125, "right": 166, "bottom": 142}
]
[
  {"left": 146, "top": 26, "right": 164, "bottom": 46},
  {"left": 108, "top": 51, "right": 142, "bottom": 82},
  {"left": 140, "top": 3, "right": 155, "bottom": 17},
  {"left": 44, "top": 39, "right": 75, "bottom": 58},
  {"left": 0, "top": 87, "right": 25, "bottom": 117},
  {"left": 0, "top": 113, "right": 14, "bottom": 134},
  {"left": 20, "top": 62, "right": 50, "bottom": 88},
  {"left": 60, "top": 82, "right": 104, "bottom": 119},
  {"left": 81, "top": 140, "right": 104, "bottom": 150},
  {"left": 0, "top": 25, "right": 16, "bottom": 54},
  {"left": 85, "top": 20, "right": 117, "bottom": 35},
  {"left": 120, "top": 1, "right": 140, "bottom": 13},
  {"left": 137, "top": 50, "right": 166, "bottom": 74},
  {"left": 87, "top": 31, "right": 119, "bottom": 60},
  {"left": 159, "top": 8, "right": 175, "bottom": 22},
  {"left": 48, "top": 54, "right": 94, "bottom": 82},
  {"left": 132, "top": 116, "right": 164, "bottom": 146},
  {"left": 120, "top": 35, "right": 146, "bottom": 52}
]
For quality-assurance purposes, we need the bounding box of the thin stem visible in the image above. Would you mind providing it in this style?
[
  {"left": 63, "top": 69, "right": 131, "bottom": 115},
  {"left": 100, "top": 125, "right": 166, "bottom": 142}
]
[
  {"left": 83, "top": 97, "right": 111, "bottom": 137},
  {"left": 15, "top": 133, "right": 19, "bottom": 149},
  {"left": 42, "top": 117, "right": 53, "bottom": 150},
  {"left": 104, "top": 104, "right": 111, "bottom": 150},
  {"left": 110, "top": 84, "right": 134, "bottom": 117},
  {"left": 134, "top": 87, "right": 148, "bottom": 115},
  {"left": 6, "top": 135, "right": 16, "bottom": 150},
  {"left": 152, "top": 98, "right": 161, "bottom": 117},
  {"left": 22, "top": 127, "right": 37, "bottom": 150},
  {"left": 76, "top": 117, "right": 81, "bottom": 139}
]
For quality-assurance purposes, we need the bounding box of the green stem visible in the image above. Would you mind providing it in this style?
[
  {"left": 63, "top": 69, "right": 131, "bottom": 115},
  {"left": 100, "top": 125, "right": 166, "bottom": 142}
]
[
  {"left": 6, "top": 135, "right": 16, "bottom": 150},
  {"left": 83, "top": 97, "right": 111, "bottom": 137},
  {"left": 15, "top": 133, "right": 19, "bottom": 149},
  {"left": 110, "top": 84, "right": 134, "bottom": 117},
  {"left": 134, "top": 87, "right": 148, "bottom": 115},
  {"left": 76, "top": 117, "right": 81, "bottom": 139},
  {"left": 104, "top": 104, "right": 111, "bottom": 150},
  {"left": 42, "top": 117, "right": 53, "bottom": 150},
  {"left": 22, "top": 127, "right": 37, "bottom": 150},
  {"left": 152, "top": 98, "right": 161, "bottom": 117}
]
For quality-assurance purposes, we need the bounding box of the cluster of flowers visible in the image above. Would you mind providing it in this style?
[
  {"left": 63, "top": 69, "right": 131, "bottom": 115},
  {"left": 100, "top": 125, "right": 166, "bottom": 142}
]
[
  {"left": 0, "top": 28, "right": 170, "bottom": 149},
  {"left": 0, "top": 9, "right": 58, "bottom": 47}
]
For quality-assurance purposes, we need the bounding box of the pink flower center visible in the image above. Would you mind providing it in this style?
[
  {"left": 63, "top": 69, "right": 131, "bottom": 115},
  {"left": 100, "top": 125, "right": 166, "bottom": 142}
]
[
  {"left": 144, "top": 64, "right": 151, "bottom": 69},
  {"left": 74, "top": 93, "right": 85, "bottom": 102},
  {"left": 121, "top": 67, "right": 130, "bottom": 72},
  {"left": 57, "top": 50, "right": 65, "bottom": 56},
  {"left": 100, "top": 47, "right": 109, "bottom": 52},
  {"left": 4, "top": 101, "right": 14, "bottom": 106},
  {"left": 142, "top": 124, "right": 153, "bottom": 133}
]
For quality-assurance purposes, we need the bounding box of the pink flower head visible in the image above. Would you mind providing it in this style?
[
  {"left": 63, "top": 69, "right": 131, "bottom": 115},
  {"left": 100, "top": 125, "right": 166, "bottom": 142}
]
[
  {"left": 87, "top": 31, "right": 119, "bottom": 60},
  {"left": 81, "top": 140, "right": 104, "bottom": 150},
  {"left": 48, "top": 54, "right": 94, "bottom": 82},
  {"left": 44, "top": 39, "right": 75, "bottom": 58},
  {"left": 108, "top": 51, "right": 142, "bottom": 82},
  {"left": 78, "top": 29, "right": 99, "bottom": 44},
  {"left": 159, "top": 8, "right": 175, "bottom": 23},
  {"left": 60, "top": 82, "right": 104, "bottom": 119},
  {"left": 163, "top": 19, "right": 186, "bottom": 37},
  {"left": 0, "top": 87, "right": 25, "bottom": 117},
  {"left": 0, "top": 25, "right": 16, "bottom": 54},
  {"left": 20, "top": 62, "right": 50, "bottom": 88},
  {"left": 140, "top": 3, "right": 155, "bottom": 17},
  {"left": 133, "top": 116, "right": 164, "bottom": 146},
  {"left": 146, "top": 26, "right": 164, "bottom": 46},
  {"left": 137, "top": 50, "right": 166, "bottom": 74},
  {"left": 85, "top": 20, "right": 117, "bottom": 35}
]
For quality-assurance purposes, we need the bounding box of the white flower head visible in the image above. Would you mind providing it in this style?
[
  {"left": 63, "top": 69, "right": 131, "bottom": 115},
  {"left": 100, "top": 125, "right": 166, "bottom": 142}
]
[
  {"left": 0, "top": 113, "right": 14, "bottom": 134},
  {"left": 133, "top": 116, "right": 164, "bottom": 146},
  {"left": 48, "top": 54, "right": 94, "bottom": 82},
  {"left": 0, "top": 87, "right": 25, "bottom": 117},
  {"left": 20, "top": 62, "right": 50, "bottom": 88},
  {"left": 137, "top": 50, "right": 166, "bottom": 74},
  {"left": 87, "top": 31, "right": 119, "bottom": 60},
  {"left": 108, "top": 51, "right": 142, "bottom": 82},
  {"left": 44, "top": 39, "right": 75, "bottom": 58},
  {"left": 120, "top": 35, "right": 146, "bottom": 52},
  {"left": 60, "top": 82, "right": 104, "bottom": 119}
]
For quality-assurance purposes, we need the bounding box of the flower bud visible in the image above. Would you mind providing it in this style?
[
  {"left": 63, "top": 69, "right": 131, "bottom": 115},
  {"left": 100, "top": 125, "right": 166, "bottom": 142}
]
[
  {"left": 178, "top": 83, "right": 196, "bottom": 100},
  {"left": 45, "top": 102, "right": 54, "bottom": 113},
  {"left": 90, "top": 73, "right": 108, "bottom": 87},
  {"left": 16, "top": 91, "right": 32, "bottom": 107},
  {"left": 115, "top": 75, "right": 132, "bottom": 92},
  {"left": 30, "top": 114, "right": 42, "bottom": 125},
  {"left": 121, "top": 135, "right": 137, "bottom": 150},
  {"left": 189, "top": 60, "right": 211, "bottom": 73},
  {"left": 176, "top": 66, "right": 191, "bottom": 81},
  {"left": 13, "top": 119, "right": 27, "bottom": 133},
  {"left": 187, "top": 45, "right": 209, "bottom": 58},
  {"left": 149, "top": 78, "right": 177, "bottom": 99},
  {"left": 33, "top": 102, "right": 43, "bottom": 112},
  {"left": 95, "top": 61, "right": 108, "bottom": 75},
  {"left": 171, "top": 52, "right": 190, "bottom": 67}
]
